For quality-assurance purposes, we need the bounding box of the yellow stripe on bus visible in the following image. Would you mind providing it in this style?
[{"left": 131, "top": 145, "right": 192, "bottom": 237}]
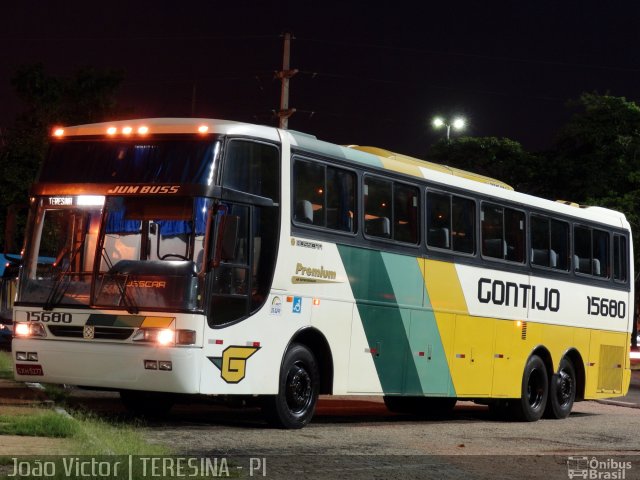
[{"left": 141, "top": 316, "right": 175, "bottom": 328}]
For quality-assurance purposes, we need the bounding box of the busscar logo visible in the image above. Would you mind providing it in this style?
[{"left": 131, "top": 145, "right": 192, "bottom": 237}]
[
  {"left": 126, "top": 280, "right": 167, "bottom": 288},
  {"left": 209, "top": 346, "right": 260, "bottom": 384}
]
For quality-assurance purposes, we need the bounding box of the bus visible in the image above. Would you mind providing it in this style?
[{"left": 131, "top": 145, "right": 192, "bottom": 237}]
[
  {"left": 12, "top": 118, "right": 633, "bottom": 428},
  {"left": 0, "top": 253, "right": 21, "bottom": 349}
]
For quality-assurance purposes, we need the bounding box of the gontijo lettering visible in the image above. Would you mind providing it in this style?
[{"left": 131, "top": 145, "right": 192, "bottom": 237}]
[{"left": 477, "top": 277, "right": 560, "bottom": 312}]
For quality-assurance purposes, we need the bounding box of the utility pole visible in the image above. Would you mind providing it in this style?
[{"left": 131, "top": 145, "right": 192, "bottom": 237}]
[{"left": 276, "top": 32, "right": 298, "bottom": 129}]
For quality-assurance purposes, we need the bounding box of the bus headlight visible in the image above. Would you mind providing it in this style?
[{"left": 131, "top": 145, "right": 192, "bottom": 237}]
[
  {"left": 132, "top": 328, "right": 195, "bottom": 346},
  {"left": 14, "top": 322, "right": 46, "bottom": 338}
]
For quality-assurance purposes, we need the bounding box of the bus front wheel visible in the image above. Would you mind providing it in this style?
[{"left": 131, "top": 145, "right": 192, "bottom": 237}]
[
  {"left": 510, "top": 354, "right": 548, "bottom": 422},
  {"left": 262, "top": 343, "right": 320, "bottom": 429},
  {"left": 544, "top": 357, "right": 576, "bottom": 419}
]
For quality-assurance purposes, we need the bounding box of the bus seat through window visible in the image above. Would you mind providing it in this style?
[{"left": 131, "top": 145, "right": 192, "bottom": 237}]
[
  {"left": 295, "top": 200, "right": 313, "bottom": 224},
  {"left": 366, "top": 217, "right": 391, "bottom": 238},
  {"left": 428, "top": 227, "right": 450, "bottom": 249},
  {"left": 483, "top": 239, "right": 506, "bottom": 258}
]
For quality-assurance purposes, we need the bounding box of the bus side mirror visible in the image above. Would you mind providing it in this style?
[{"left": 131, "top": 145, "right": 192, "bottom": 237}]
[{"left": 212, "top": 215, "right": 239, "bottom": 268}]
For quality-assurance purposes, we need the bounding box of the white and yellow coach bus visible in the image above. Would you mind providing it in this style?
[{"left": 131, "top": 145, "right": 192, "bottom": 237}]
[{"left": 12, "top": 118, "right": 633, "bottom": 428}]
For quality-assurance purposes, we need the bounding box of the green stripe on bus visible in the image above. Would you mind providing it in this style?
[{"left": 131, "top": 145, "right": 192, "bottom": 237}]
[
  {"left": 337, "top": 245, "right": 455, "bottom": 396},
  {"left": 87, "top": 314, "right": 145, "bottom": 327}
]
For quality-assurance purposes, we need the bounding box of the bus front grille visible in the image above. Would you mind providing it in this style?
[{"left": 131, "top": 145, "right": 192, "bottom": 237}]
[{"left": 48, "top": 325, "right": 134, "bottom": 341}]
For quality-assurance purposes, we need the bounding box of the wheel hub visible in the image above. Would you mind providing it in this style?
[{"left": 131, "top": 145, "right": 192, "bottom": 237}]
[
  {"left": 527, "top": 368, "right": 545, "bottom": 409},
  {"left": 286, "top": 364, "right": 312, "bottom": 413},
  {"left": 556, "top": 370, "right": 573, "bottom": 405}
]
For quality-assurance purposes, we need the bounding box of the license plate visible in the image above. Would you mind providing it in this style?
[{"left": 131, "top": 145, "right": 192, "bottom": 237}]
[{"left": 15, "top": 364, "right": 44, "bottom": 376}]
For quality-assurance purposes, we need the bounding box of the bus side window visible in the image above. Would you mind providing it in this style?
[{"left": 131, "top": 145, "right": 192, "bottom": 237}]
[
  {"left": 364, "top": 177, "right": 392, "bottom": 239},
  {"left": 550, "top": 219, "right": 569, "bottom": 271},
  {"left": 293, "top": 158, "right": 356, "bottom": 233},
  {"left": 481, "top": 203, "right": 505, "bottom": 259},
  {"left": 613, "top": 234, "right": 628, "bottom": 282},
  {"left": 592, "top": 228, "right": 609, "bottom": 278},
  {"left": 505, "top": 208, "right": 525, "bottom": 263},
  {"left": 393, "top": 183, "right": 419, "bottom": 244},
  {"left": 427, "top": 191, "right": 451, "bottom": 250},
  {"left": 293, "top": 160, "right": 324, "bottom": 227},
  {"left": 209, "top": 205, "right": 250, "bottom": 325},
  {"left": 452, "top": 196, "right": 475, "bottom": 254}
]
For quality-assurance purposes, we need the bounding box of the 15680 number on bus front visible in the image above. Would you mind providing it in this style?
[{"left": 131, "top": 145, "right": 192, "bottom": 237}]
[{"left": 26, "top": 311, "right": 72, "bottom": 323}]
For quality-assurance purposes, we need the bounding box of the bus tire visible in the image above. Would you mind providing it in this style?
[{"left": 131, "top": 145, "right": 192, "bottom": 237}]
[
  {"left": 544, "top": 357, "right": 576, "bottom": 419},
  {"left": 510, "top": 354, "right": 548, "bottom": 422},
  {"left": 262, "top": 343, "right": 319, "bottom": 429},
  {"left": 120, "top": 390, "right": 174, "bottom": 418}
]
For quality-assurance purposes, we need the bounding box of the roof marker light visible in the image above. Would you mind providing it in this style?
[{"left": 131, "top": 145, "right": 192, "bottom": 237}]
[
  {"left": 107, "top": 127, "right": 117, "bottom": 135},
  {"left": 53, "top": 128, "right": 65, "bottom": 137},
  {"left": 138, "top": 126, "right": 149, "bottom": 135},
  {"left": 198, "top": 125, "right": 209, "bottom": 134},
  {"left": 122, "top": 126, "right": 133, "bottom": 135}
]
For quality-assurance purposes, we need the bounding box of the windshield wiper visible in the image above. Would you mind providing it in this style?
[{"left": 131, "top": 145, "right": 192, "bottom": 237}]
[
  {"left": 98, "top": 247, "right": 139, "bottom": 314},
  {"left": 43, "top": 242, "right": 84, "bottom": 311}
]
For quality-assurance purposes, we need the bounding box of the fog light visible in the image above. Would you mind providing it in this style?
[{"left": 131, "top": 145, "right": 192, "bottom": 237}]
[
  {"left": 27, "top": 352, "right": 38, "bottom": 361},
  {"left": 158, "top": 361, "right": 172, "bottom": 371},
  {"left": 16, "top": 351, "right": 27, "bottom": 361},
  {"left": 144, "top": 360, "right": 158, "bottom": 370}
]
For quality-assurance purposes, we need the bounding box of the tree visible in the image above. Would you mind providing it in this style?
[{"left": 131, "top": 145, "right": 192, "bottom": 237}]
[
  {"left": 427, "top": 136, "right": 541, "bottom": 193},
  {"left": 544, "top": 92, "right": 640, "bottom": 203},
  {"left": 0, "top": 64, "right": 124, "bottom": 251},
  {"left": 543, "top": 93, "right": 640, "bottom": 275}
]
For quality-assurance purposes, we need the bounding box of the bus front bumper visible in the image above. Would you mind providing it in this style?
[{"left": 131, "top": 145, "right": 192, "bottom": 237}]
[{"left": 11, "top": 339, "right": 202, "bottom": 394}]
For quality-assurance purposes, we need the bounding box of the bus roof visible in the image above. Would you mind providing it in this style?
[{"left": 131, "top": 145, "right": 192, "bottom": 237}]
[{"left": 50, "top": 118, "right": 629, "bottom": 230}]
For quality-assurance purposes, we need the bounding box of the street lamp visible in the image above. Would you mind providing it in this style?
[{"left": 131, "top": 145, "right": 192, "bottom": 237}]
[{"left": 432, "top": 116, "right": 466, "bottom": 142}]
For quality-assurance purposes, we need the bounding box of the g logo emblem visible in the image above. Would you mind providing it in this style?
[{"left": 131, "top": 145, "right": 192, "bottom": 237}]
[{"left": 209, "top": 346, "right": 260, "bottom": 384}]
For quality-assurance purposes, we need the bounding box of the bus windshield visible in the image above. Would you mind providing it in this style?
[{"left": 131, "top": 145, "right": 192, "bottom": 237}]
[
  {"left": 19, "top": 195, "right": 212, "bottom": 312},
  {"left": 93, "top": 196, "right": 211, "bottom": 312},
  {"left": 20, "top": 198, "right": 104, "bottom": 308}
]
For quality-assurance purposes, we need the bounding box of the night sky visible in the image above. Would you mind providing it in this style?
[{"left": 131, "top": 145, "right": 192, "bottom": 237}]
[{"left": 3, "top": 1, "right": 640, "bottom": 157}]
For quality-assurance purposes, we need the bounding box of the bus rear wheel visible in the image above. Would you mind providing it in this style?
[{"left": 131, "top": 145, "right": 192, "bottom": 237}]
[
  {"left": 544, "top": 357, "right": 576, "bottom": 419},
  {"left": 510, "top": 354, "right": 548, "bottom": 422},
  {"left": 262, "top": 343, "right": 319, "bottom": 429}
]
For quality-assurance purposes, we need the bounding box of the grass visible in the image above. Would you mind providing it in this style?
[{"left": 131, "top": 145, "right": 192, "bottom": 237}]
[
  {"left": 0, "top": 410, "right": 79, "bottom": 437},
  {"left": 71, "top": 412, "right": 169, "bottom": 456},
  {"left": 0, "top": 408, "right": 168, "bottom": 456},
  {"left": 0, "top": 351, "right": 12, "bottom": 380},
  {"left": 0, "top": 350, "right": 168, "bottom": 456}
]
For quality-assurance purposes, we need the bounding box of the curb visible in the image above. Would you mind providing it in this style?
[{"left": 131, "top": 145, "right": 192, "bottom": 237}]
[{"left": 596, "top": 399, "right": 640, "bottom": 409}]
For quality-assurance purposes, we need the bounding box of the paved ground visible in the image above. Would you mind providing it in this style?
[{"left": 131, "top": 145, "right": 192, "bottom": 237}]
[{"left": 1, "top": 363, "right": 639, "bottom": 459}]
